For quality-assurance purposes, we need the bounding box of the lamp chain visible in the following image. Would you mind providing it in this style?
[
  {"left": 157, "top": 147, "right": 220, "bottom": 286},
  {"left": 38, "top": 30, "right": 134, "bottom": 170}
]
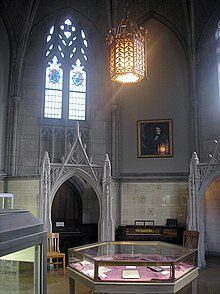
[{"left": 124, "top": 0, "right": 130, "bottom": 19}]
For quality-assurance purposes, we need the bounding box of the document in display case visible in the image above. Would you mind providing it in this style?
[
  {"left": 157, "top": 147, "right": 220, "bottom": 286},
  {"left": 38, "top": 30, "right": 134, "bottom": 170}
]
[{"left": 122, "top": 269, "right": 140, "bottom": 279}]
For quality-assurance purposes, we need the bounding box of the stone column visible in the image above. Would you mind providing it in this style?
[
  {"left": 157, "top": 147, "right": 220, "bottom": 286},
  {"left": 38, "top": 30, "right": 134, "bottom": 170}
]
[
  {"left": 6, "top": 96, "right": 20, "bottom": 176},
  {"left": 182, "top": 0, "right": 199, "bottom": 153}
]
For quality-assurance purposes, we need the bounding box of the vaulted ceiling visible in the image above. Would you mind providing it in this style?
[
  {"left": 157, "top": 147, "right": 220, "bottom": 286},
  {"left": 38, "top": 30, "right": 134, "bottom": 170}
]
[{"left": 0, "top": 0, "right": 220, "bottom": 45}]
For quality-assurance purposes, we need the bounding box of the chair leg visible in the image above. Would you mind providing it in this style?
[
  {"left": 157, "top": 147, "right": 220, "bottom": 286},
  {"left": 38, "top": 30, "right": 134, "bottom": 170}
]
[{"left": 63, "top": 256, "right": 66, "bottom": 274}]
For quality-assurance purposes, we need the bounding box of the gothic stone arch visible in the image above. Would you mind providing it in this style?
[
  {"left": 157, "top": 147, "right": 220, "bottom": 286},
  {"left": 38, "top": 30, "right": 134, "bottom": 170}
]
[
  {"left": 188, "top": 139, "right": 220, "bottom": 268},
  {"left": 39, "top": 123, "right": 114, "bottom": 242}
]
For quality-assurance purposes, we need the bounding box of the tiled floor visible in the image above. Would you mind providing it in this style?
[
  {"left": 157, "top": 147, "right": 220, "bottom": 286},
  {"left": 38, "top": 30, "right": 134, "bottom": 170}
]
[
  {"left": 47, "top": 255, "right": 220, "bottom": 294},
  {"left": 47, "top": 268, "right": 89, "bottom": 294}
]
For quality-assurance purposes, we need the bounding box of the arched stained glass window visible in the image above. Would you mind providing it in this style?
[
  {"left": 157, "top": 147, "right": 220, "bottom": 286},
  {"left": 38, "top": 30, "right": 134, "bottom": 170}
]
[
  {"left": 44, "top": 18, "right": 88, "bottom": 120},
  {"left": 69, "top": 59, "right": 86, "bottom": 120},
  {"left": 44, "top": 56, "right": 63, "bottom": 118}
]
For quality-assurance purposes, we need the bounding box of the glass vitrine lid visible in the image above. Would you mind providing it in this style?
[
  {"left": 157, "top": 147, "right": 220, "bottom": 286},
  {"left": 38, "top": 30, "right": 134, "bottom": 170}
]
[{"left": 72, "top": 241, "right": 196, "bottom": 262}]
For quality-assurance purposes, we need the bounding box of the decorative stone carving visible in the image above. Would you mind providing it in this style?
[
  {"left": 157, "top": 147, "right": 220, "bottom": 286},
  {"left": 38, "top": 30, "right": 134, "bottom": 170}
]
[
  {"left": 40, "top": 123, "right": 89, "bottom": 164},
  {"left": 187, "top": 151, "right": 199, "bottom": 231},
  {"left": 188, "top": 139, "right": 220, "bottom": 268},
  {"left": 100, "top": 154, "right": 115, "bottom": 241},
  {"left": 40, "top": 151, "right": 51, "bottom": 231},
  {"left": 40, "top": 123, "right": 115, "bottom": 241}
]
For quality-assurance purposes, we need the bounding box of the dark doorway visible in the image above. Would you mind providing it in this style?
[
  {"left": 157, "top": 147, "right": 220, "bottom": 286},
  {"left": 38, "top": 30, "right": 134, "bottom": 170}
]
[
  {"left": 51, "top": 180, "right": 98, "bottom": 255},
  {"left": 51, "top": 181, "right": 82, "bottom": 232}
]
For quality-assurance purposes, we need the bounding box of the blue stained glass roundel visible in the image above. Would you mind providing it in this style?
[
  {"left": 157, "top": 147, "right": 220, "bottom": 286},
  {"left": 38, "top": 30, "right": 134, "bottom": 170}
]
[
  {"left": 49, "top": 68, "right": 60, "bottom": 84},
  {"left": 72, "top": 71, "right": 84, "bottom": 86}
]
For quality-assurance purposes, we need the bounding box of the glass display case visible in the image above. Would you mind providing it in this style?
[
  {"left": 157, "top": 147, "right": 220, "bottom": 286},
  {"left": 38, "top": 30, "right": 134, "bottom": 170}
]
[
  {"left": 0, "top": 245, "right": 42, "bottom": 293},
  {"left": 0, "top": 209, "right": 47, "bottom": 294},
  {"left": 68, "top": 241, "right": 199, "bottom": 294}
]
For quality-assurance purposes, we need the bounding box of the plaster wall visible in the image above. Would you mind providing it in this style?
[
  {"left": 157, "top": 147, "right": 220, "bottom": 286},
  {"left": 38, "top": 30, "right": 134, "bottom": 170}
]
[
  {"left": 119, "top": 19, "right": 189, "bottom": 175},
  {"left": 198, "top": 17, "right": 220, "bottom": 161},
  {"left": 120, "top": 182, "right": 188, "bottom": 227}
]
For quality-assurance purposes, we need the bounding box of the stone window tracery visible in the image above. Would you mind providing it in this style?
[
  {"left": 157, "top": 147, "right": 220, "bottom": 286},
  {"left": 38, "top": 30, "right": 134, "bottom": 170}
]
[{"left": 44, "top": 18, "right": 88, "bottom": 121}]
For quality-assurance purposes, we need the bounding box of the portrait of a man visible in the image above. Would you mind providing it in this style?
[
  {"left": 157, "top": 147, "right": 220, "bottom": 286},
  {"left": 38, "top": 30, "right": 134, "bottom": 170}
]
[{"left": 137, "top": 119, "right": 173, "bottom": 157}]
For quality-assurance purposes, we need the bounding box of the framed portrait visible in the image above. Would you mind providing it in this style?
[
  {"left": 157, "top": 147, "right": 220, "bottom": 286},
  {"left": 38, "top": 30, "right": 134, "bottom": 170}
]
[{"left": 137, "top": 119, "right": 173, "bottom": 158}]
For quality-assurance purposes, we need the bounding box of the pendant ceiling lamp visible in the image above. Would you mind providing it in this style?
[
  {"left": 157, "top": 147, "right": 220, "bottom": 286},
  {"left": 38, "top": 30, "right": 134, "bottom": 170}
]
[{"left": 107, "top": 1, "right": 147, "bottom": 84}]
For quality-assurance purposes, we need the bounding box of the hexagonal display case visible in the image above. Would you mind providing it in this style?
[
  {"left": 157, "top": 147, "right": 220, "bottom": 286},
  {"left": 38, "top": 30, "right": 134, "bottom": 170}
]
[{"left": 68, "top": 241, "right": 198, "bottom": 294}]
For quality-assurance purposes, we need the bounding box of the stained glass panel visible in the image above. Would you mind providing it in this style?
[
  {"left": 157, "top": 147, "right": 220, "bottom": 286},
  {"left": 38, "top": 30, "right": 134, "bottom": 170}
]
[
  {"left": 69, "top": 92, "right": 86, "bottom": 120},
  {"left": 68, "top": 59, "right": 86, "bottom": 120},
  {"left": 44, "top": 56, "right": 63, "bottom": 118},
  {"left": 44, "top": 89, "right": 62, "bottom": 118},
  {"left": 69, "top": 59, "right": 86, "bottom": 91},
  {"left": 44, "top": 18, "right": 88, "bottom": 121},
  {"left": 45, "top": 57, "right": 63, "bottom": 90}
]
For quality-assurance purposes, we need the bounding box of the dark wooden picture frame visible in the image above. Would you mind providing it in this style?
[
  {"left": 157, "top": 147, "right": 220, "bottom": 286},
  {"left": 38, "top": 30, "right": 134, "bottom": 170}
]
[{"left": 137, "top": 119, "right": 173, "bottom": 158}]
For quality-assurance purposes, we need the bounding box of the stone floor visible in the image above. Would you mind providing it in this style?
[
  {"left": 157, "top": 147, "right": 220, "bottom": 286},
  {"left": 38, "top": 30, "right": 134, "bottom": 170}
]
[
  {"left": 47, "top": 255, "right": 220, "bottom": 294},
  {"left": 196, "top": 255, "right": 220, "bottom": 294}
]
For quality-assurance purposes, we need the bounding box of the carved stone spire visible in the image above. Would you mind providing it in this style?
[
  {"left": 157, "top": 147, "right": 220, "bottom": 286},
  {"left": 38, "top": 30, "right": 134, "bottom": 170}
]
[{"left": 100, "top": 154, "right": 115, "bottom": 241}]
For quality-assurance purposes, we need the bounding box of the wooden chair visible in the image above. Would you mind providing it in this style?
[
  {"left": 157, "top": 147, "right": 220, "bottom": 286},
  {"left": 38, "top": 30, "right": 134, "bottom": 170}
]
[
  {"left": 183, "top": 230, "right": 199, "bottom": 249},
  {"left": 47, "top": 232, "right": 66, "bottom": 274}
]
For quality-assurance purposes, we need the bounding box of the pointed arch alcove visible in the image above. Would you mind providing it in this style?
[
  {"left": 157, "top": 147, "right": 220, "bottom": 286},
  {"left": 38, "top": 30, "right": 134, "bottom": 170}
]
[
  {"left": 39, "top": 123, "right": 115, "bottom": 247},
  {"left": 188, "top": 139, "right": 220, "bottom": 268},
  {"left": 51, "top": 180, "right": 83, "bottom": 231},
  {"left": 204, "top": 176, "right": 220, "bottom": 256},
  {"left": 50, "top": 175, "right": 100, "bottom": 254}
]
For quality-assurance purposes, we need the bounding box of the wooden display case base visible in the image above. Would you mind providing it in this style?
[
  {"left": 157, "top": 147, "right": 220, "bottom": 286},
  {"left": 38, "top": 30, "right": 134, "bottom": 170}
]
[{"left": 68, "top": 267, "right": 198, "bottom": 294}]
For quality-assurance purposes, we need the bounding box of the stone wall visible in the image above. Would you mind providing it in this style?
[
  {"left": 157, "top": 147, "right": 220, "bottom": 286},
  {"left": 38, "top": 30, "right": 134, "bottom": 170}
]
[
  {"left": 111, "top": 180, "right": 120, "bottom": 228},
  {"left": 6, "top": 177, "right": 40, "bottom": 216},
  {"left": 120, "top": 182, "right": 188, "bottom": 227}
]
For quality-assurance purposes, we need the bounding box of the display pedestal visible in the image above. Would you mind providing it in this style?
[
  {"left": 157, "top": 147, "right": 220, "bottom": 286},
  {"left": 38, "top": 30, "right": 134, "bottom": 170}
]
[{"left": 68, "top": 267, "right": 198, "bottom": 294}]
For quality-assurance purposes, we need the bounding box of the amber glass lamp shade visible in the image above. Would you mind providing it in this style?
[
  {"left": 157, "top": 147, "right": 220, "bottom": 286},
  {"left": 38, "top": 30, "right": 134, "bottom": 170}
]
[{"left": 107, "top": 17, "right": 146, "bottom": 84}]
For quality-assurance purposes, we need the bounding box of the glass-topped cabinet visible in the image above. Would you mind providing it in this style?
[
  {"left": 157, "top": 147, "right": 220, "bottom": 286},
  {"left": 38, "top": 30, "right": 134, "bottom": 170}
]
[
  {"left": 68, "top": 241, "right": 199, "bottom": 294},
  {"left": 68, "top": 241, "right": 197, "bottom": 283},
  {"left": 0, "top": 209, "right": 47, "bottom": 294}
]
